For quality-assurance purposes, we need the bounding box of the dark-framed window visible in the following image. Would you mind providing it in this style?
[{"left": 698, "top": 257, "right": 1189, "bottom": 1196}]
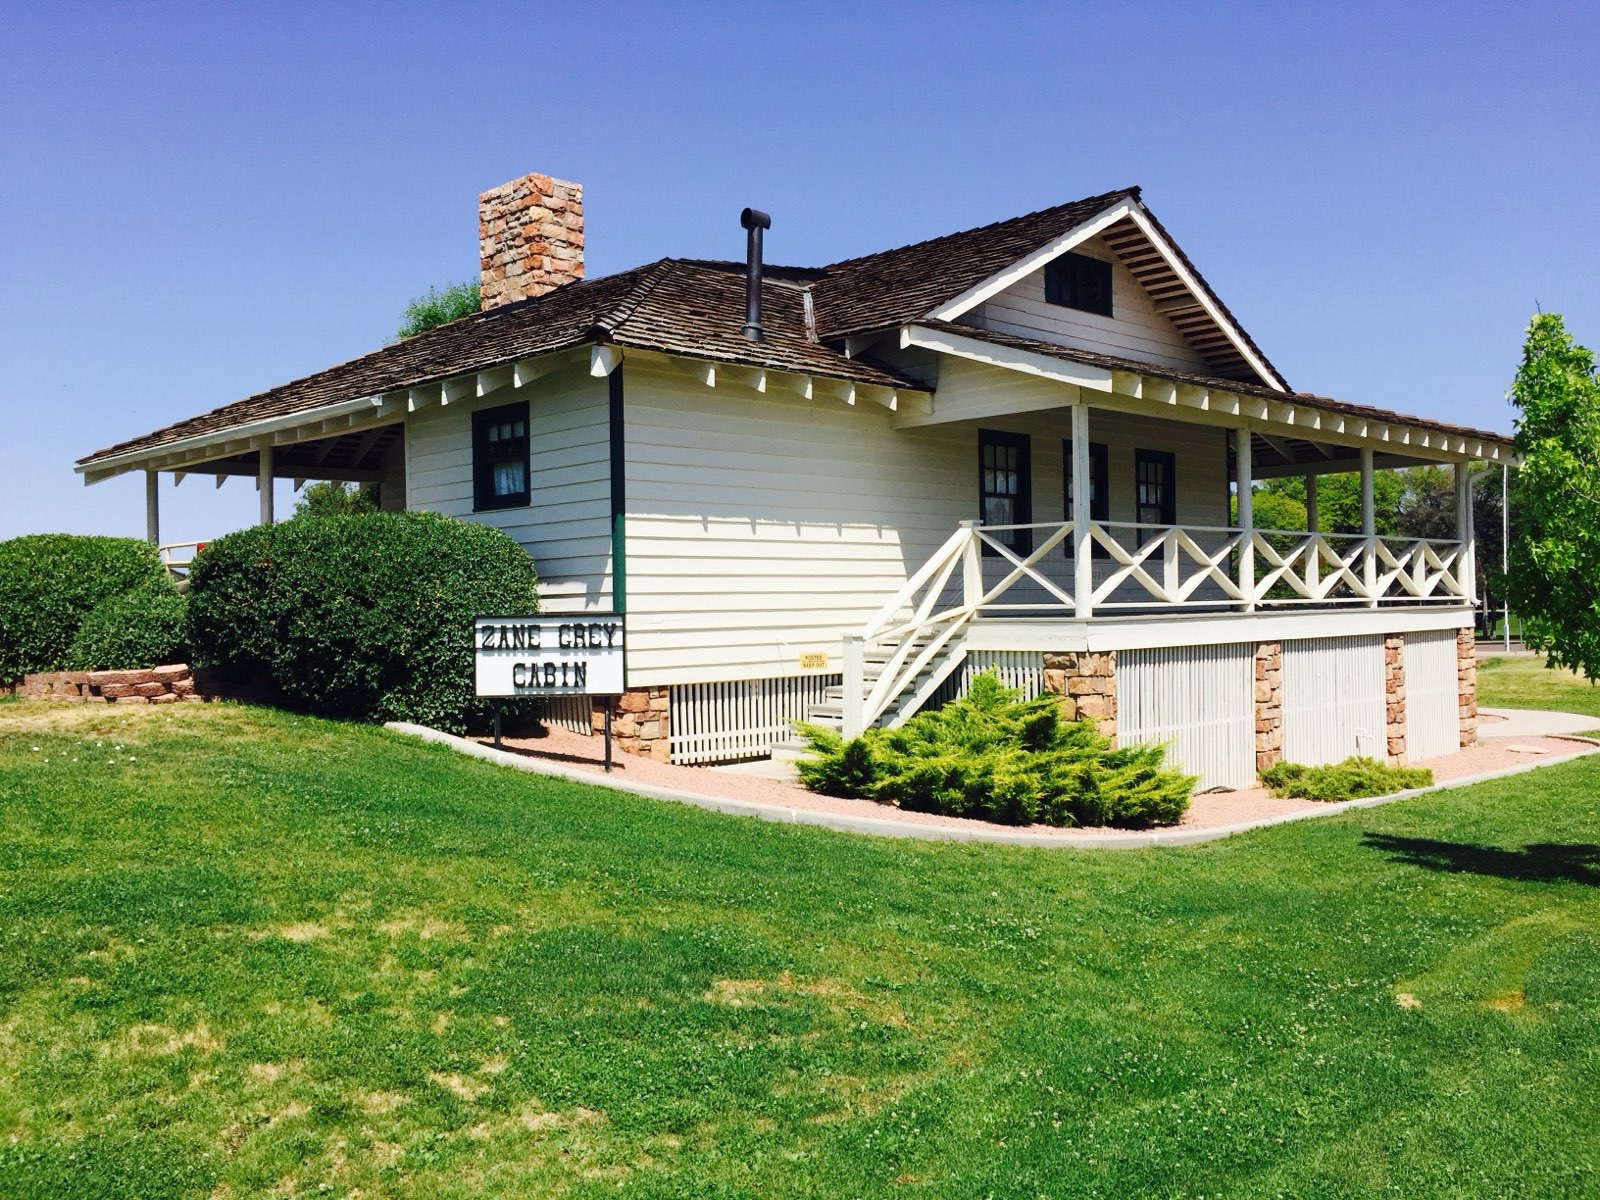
[
  {"left": 979, "top": 429, "right": 1032, "bottom": 555},
  {"left": 473, "top": 400, "right": 530, "bottom": 511},
  {"left": 1044, "top": 252, "right": 1113, "bottom": 317},
  {"left": 1135, "top": 449, "right": 1176, "bottom": 527},
  {"left": 1063, "top": 440, "right": 1109, "bottom": 557}
]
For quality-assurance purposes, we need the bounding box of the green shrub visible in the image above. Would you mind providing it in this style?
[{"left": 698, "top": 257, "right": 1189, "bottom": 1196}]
[
  {"left": 66, "top": 582, "right": 188, "bottom": 670},
  {"left": 1261, "top": 756, "right": 1433, "bottom": 802},
  {"left": 293, "top": 480, "right": 379, "bottom": 518},
  {"left": 0, "top": 534, "right": 170, "bottom": 682},
  {"left": 186, "top": 511, "right": 539, "bottom": 731},
  {"left": 796, "top": 673, "right": 1195, "bottom": 829}
]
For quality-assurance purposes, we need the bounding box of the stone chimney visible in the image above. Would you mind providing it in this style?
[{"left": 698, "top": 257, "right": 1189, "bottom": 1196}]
[{"left": 478, "top": 172, "right": 584, "bottom": 310}]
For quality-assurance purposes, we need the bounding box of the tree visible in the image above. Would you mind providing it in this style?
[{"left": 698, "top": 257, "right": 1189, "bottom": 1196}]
[
  {"left": 1255, "top": 472, "right": 1402, "bottom": 536},
  {"left": 293, "top": 480, "right": 379, "bottom": 518},
  {"left": 396, "top": 281, "right": 481, "bottom": 339},
  {"left": 1504, "top": 313, "right": 1600, "bottom": 679}
]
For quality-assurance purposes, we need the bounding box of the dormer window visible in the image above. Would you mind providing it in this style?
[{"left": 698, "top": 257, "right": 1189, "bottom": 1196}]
[{"left": 1044, "top": 252, "right": 1113, "bottom": 317}]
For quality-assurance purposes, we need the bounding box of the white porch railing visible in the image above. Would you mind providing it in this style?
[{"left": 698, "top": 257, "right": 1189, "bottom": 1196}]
[
  {"left": 842, "top": 520, "right": 1468, "bottom": 736},
  {"left": 159, "top": 540, "right": 207, "bottom": 578}
]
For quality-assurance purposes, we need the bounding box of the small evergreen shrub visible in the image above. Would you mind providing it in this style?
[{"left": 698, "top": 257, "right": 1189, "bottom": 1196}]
[
  {"left": 1261, "top": 756, "right": 1433, "bottom": 802},
  {"left": 186, "top": 511, "right": 539, "bottom": 731},
  {"left": 796, "top": 673, "right": 1195, "bottom": 829},
  {"left": 66, "top": 582, "right": 189, "bottom": 670},
  {"left": 0, "top": 534, "right": 170, "bottom": 682}
]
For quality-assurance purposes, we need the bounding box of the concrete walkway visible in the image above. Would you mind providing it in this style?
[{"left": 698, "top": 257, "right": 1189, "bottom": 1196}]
[
  {"left": 386, "top": 721, "right": 1599, "bottom": 850},
  {"left": 1480, "top": 706, "right": 1600, "bottom": 738}
]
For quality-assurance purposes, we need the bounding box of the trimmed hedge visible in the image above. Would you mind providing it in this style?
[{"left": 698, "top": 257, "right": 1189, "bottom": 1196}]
[
  {"left": 0, "top": 535, "right": 170, "bottom": 682},
  {"left": 186, "top": 511, "right": 539, "bottom": 731},
  {"left": 797, "top": 673, "right": 1195, "bottom": 828},
  {"left": 66, "top": 583, "right": 189, "bottom": 672}
]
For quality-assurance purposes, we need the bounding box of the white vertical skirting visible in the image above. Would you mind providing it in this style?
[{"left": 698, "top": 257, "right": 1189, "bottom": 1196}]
[
  {"left": 931, "top": 651, "right": 1045, "bottom": 707},
  {"left": 1404, "top": 629, "right": 1460, "bottom": 761},
  {"left": 538, "top": 695, "right": 594, "bottom": 734},
  {"left": 1282, "top": 635, "right": 1385, "bottom": 765},
  {"left": 1120, "top": 643, "right": 1256, "bottom": 790},
  {"left": 670, "top": 675, "right": 842, "bottom": 765}
]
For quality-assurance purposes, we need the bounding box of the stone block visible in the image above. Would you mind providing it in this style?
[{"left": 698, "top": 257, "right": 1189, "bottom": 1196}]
[
  {"left": 152, "top": 664, "right": 190, "bottom": 683},
  {"left": 648, "top": 693, "right": 669, "bottom": 711},
  {"left": 639, "top": 720, "right": 661, "bottom": 740},
  {"left": 617, "top": 690, "right": 649, "bottom": 714},
  {"left": 1056, "top": 696, "right": 1080, "bottom": 720},
  {"left": 170, "top": 678, "right": 196, "bottom": 696},
  {"left": 150, "top": 692, "right": 180, "bottom": 704},
  {"left": 133, "top": 682, "right": 167, "bottom": 698},
  {"left": 1076, "top": 694, "right": 1110, "bottom": 719},
  {"left": 99, "top": 683, "right": 135, "bottom": 699}
]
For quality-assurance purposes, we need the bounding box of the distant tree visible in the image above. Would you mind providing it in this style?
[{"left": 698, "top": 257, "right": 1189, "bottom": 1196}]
[
  {"left": 1503, "top": 313, "right": 1600, "bottom": 678},
  {"left": 1256, "top": 473, "right": 1402, "bottom": 536},
  {"left": 294, "top": 481, "right": 379, "bottom": 518},
  {"left": 396, "top": 281, "right": 481, "bottom": 339}
]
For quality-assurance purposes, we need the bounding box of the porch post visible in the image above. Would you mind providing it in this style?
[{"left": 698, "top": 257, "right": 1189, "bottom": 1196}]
[
  {"left": 1070, "top": 403, "right": 1093, "bottom": 619},
  {"left": 1361, "top": 448, "right": 1377, "bottom": 605},
  {"left": 144, "top": 469, "right": 160, "bottom": 546},
  {"left": 1304, "top": 471, "right": 1319, "bottom": 594},
  {"left": 258, "top": 445, "right": 275, "bottom": 526},
  {"left": 1235, "top": 427, "right": 1254, "bottom": 612},
  {"left": 1456, "top": 462, "right": 1476, "bottom": 606},
  {"left": 841, "top": 635, "right": 865, "bottom": 740}
]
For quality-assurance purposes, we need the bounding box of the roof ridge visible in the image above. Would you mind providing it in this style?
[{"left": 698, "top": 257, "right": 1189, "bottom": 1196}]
[
  {"left": 816, "top": 185, "right": 1141, "bottom": 273},
  {"left": 588, "top": 257, "right": 678, "bottom": 337}
]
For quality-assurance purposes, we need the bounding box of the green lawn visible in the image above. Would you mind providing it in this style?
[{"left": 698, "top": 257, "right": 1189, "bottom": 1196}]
[
  {"left": 2, "top": 703, "right": 1599, "bottom": 1198},
  {"left": 1478, "top": 655, "right": 1600, "bottom": 719}
]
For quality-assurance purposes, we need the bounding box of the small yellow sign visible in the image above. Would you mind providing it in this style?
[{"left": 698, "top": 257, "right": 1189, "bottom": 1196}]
[{"left": 798, "top": 652, "right": 829, "bottom": 670}]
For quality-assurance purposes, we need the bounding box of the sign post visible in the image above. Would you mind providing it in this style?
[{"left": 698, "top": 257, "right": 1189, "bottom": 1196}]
[{"left": 474, "top": 614, "right": 626, "bottom": 770}]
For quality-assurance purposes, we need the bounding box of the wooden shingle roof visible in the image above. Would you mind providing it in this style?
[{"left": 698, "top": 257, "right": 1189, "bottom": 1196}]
[{"left": 80, "top": 186, "right": 1506, "bottom": 470}]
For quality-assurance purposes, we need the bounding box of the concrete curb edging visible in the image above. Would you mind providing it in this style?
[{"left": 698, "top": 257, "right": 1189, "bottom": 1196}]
[{"left": 384, "top": 723, "right": 1600, "bottom": 850}]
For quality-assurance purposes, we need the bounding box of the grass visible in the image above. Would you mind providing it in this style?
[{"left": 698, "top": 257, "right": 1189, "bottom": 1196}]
[
  {"left": 2, "top": 702, "right": 1599, "bottom": 1197},
  {"left": 1478, "top": 655, "right": 1600, "bottom": 718}
]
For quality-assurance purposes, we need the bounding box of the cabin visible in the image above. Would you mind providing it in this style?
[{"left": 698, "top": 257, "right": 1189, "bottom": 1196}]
[{"left": 76, "top": 172, "right": 1507, "bottom": 788}]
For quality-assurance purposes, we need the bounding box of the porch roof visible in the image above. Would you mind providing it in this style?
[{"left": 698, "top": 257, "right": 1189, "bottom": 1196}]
[{"left": 908, "top": 320, "right": 1515, "bottom": 466}]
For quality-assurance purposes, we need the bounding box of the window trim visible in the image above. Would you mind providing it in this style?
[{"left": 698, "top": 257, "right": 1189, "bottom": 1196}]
[
  {"left": 1044, "top": 251, "right": 1114, "bottom": 318},
  {"left": 1063, "top": 439, "right": 1109, "bottom": 557},
  {"left": 1134, "top": 448, "right": 1177, "bottom": 528},
  {"left": 978, "top": 429, "right": 1032, "bottom": 556},
  {"left": 472, "top": 400, "right": 531, "bottom": 512}
]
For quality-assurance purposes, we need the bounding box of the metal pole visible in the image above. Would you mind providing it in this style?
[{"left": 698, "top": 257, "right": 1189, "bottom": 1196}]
[
  {"left": 1502, "top": 462, "right": 1511, "bottom": 652},
  {"left": 493, "top": 700, "right": 502, "bottom": 750},
  {"left": 603, "top": 702, "right": 613, "bottom": 772}
]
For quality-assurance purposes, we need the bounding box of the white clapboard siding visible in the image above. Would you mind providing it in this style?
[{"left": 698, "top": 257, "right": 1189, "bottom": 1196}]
[
  {"left": 670, "top": 675, "right": 842, "bottom": 764},
  {"left": 1282, "top": 635, "right": 1386, "bottom": 765},
  {"left": 622, "top": 361, "right": 1231, "bottom": 684},
  {"left": 1404, "top": 629, "right": 1461, "bottom": 761},
  {"left": 964, "top": 235, "right": 1214, "bottom": 373},
  {"left": 405, "top": 363, "right": 614, "bottom": 613},
  {"left": 1120, "top": 643, "right": 1256, "bottom": 790}
]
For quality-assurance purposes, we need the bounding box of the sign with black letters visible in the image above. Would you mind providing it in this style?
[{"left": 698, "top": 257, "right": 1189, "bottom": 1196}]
[{"left": 473, "top": 614, "right": 625, "bottom": 698}]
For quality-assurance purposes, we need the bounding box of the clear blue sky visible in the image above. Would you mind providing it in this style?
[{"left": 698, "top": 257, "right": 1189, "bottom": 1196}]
[{"left": 3, "top": 0, "right": 1595, "bottom": 542}]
